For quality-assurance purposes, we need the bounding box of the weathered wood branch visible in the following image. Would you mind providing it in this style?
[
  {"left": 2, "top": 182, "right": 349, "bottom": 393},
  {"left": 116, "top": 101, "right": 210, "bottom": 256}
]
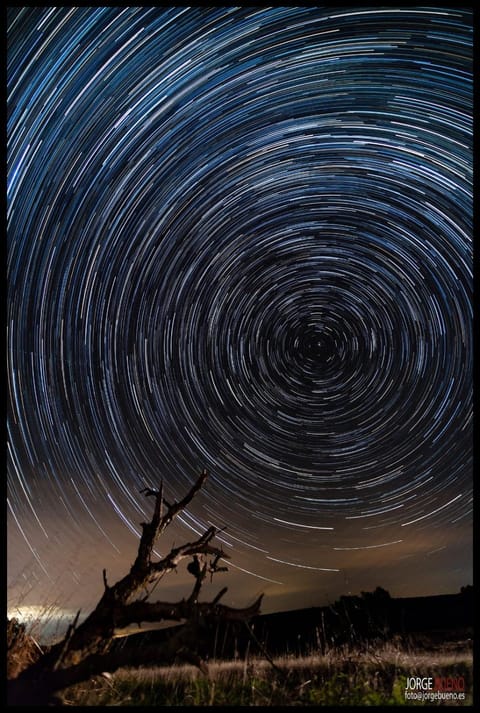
[
  {"left": 209, "top": 552, "right": 228, "bottom": 580},
  {"left": 158, "top": 468, "right": 208, "bottom": 532},
  {"left": 212, "top": 586, "right": 228, "bottom": 605},
  {"left": 7, "top": 592, "right": 265, "bottom": 706},
  {"left": 7, "top": 467, "right": 265, "bottom": 707},
  {"left": 135, "top": 480, "right": 163, "bottom": 570},
  {"left": 8, "top": 624, "right": 206, "bottom": 706},
  {"left": 112, "top": 593, "right": 264, "bottom": 629},
  {"left": 150, "top": 525, "right": 229, "bottom": 576},
  {"left": 20, "top": 472, "right": 231, "bottom": 673},
  {"left": 187, "top": 555, "right": 208, "bottom": 604},
  {"left": 135, "top": 470, "right": 207, "bottom": 575}
]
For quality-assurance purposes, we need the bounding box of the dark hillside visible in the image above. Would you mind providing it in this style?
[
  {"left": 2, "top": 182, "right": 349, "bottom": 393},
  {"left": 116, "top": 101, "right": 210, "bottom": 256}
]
[{"left": 112, "top": 586, "right": 473, "bottom": 660}]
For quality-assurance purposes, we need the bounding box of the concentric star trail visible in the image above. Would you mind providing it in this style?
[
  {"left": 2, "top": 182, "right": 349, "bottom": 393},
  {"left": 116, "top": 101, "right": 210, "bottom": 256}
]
[{"left": 7, "top": 7, "right": 472, "bottom": 617}]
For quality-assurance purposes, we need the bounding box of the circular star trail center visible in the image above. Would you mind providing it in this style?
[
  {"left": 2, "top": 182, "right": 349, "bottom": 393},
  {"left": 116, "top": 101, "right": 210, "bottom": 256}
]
[{"left": 7, "top": 7, "right": 472, "bottom": 590}]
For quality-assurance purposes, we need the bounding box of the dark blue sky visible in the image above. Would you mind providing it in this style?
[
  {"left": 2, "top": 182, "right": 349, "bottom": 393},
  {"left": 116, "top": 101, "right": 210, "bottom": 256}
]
[{"left": 7, "top": 6, "right": 472, "bottom": 632}]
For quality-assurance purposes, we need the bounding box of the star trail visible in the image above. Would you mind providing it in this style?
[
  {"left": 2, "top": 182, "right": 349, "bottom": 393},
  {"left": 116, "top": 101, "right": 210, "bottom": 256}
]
[{"left": 7, "top": 7, "right": 473, "bottom": 624}]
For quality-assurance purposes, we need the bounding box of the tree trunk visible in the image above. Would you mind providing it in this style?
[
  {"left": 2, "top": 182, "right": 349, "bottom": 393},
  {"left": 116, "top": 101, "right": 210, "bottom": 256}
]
[{"left": 7, "top": 469, "right": 264, "bottom": 706}]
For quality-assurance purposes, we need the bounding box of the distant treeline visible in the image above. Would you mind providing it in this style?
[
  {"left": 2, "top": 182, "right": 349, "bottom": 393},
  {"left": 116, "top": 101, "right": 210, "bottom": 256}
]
[{"left": 113, "top": 585, "right": 473, "bottom": 660}]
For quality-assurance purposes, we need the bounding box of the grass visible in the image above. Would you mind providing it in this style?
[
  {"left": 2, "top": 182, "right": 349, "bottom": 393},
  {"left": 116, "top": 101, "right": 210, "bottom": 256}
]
[{"left": 61, "top": 641, "right": 473, "bottom": 706}]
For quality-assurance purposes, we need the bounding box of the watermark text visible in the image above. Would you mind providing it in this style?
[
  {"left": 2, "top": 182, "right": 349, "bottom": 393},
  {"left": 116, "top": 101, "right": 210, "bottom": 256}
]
[{"left": 404, "top": 676, "right": 466, "bottom": 702}]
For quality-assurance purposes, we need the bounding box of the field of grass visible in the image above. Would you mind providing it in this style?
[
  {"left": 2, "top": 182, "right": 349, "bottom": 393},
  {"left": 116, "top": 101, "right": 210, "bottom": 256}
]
[{"left": 61, "top": 641, "right": 473, "bottom": 706}]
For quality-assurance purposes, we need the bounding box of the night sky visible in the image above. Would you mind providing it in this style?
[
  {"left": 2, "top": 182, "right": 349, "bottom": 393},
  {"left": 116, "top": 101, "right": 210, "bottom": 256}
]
[{"left": 7, "top": 6, "right": 473, "bottom": 634}]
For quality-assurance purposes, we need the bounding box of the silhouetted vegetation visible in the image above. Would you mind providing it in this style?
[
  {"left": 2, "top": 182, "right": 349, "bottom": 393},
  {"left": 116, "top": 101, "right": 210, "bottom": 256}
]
[
  {"left": 7, "top": 468, "right": 473, "bottom": 707},
  {"left": 7, "top": 470, "right": 263, "bottom": 706}
]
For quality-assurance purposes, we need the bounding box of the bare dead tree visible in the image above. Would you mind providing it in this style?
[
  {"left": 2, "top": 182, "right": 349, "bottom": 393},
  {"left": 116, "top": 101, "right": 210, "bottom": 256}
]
[{"left": 7, "top": 469, "right": 263, "bottom": 706}]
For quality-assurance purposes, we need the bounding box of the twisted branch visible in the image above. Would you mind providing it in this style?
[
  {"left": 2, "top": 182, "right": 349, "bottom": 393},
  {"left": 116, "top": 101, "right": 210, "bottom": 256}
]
[{"left": 7, "top": 468, "right": 264, "bottom": 706}]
